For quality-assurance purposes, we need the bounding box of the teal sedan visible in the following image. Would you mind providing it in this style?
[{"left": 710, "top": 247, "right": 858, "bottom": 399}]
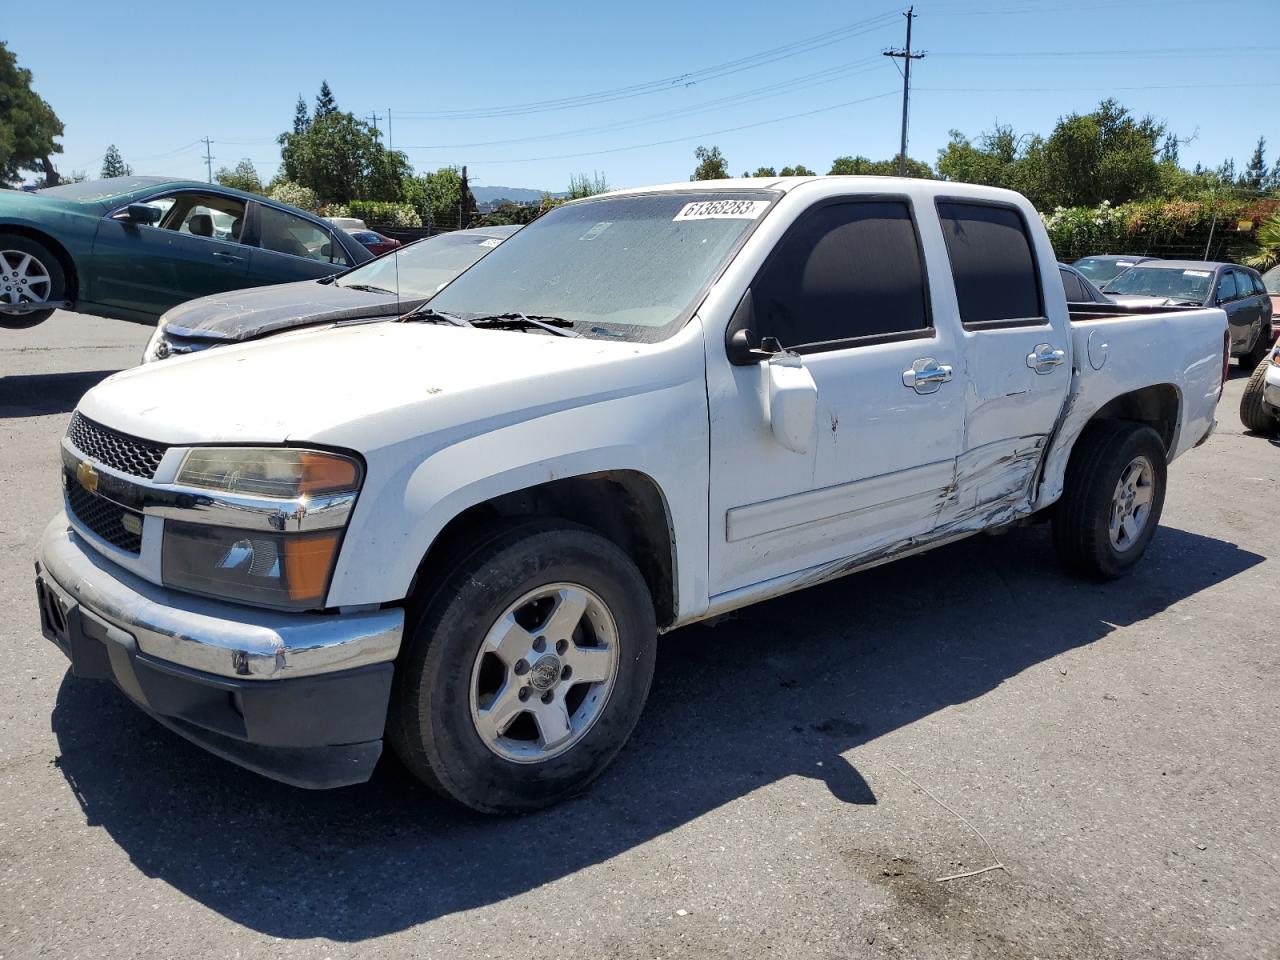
[{"left": 0, "top": 176, "right": 372, "bottom": 329}]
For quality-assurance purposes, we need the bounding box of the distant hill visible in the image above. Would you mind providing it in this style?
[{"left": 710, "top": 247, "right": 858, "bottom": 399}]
[{"left": 472, "top": 185, "right": 564, "bottom": 204}]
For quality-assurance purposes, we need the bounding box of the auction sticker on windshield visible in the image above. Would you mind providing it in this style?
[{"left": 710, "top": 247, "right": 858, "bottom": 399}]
[
  {"left": 1184, "top": 270, "right": 1212, "bottom": 277},
  {"left": 674, "top": 199, "right": 769, "bottom": 221}
]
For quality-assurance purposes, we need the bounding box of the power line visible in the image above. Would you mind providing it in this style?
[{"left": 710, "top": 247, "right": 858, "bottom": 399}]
[
  {"left": 883, "top": 6, "right": 925, "bottom": 176},
  {"left": 390, "top": 8, "right": 902, "bottom": 120},
  {"left": 931, "top": 45, "right": 1269, "bottom": 59}
]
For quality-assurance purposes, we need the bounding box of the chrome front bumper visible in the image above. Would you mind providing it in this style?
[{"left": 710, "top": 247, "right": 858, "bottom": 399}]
[{"left": 37, "top": 515, "right": 403, "bottom": 681}]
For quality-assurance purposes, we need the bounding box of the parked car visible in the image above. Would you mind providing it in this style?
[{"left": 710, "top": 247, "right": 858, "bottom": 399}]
[
  {"left": 349, "top": 228, "right": 402, "bottom": 256},
  {"left": 1262, "top": 264, "right": 1280, "bottom": 315},
  {"left": 1059, "top": 263, "right": 1112, "bottom": 304},
  {"left": 1104, "top": 260, "right": 1273, "bottom": 365},
  {"left": 141, "top": 225, "right": 520, "bottom": 362},
  {"left": 1072, "top": 254, "right": 1159, "bottom": 288},
  {"left": 323, "top": 216, "right": 368, "bottom": 232},
  {"left": 35, "top": 178, "right": 1226, "bottom": 813},
  {"left": 0, "top": 176, "right": 372, "bottom": 329},
  {"left": 1239, "top": 340, "right": 1280, "bottom": 434}
]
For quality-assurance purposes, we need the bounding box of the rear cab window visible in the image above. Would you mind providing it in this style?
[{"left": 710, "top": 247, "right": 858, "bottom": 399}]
[{"left": 937, "top": 200, "right": 1044, "bottom": 329}]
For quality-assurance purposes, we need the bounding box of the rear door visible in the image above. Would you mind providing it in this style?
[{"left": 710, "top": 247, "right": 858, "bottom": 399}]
[
  {"left": 245, "top": 203, "right": 353, "bottom": 286},
  {"left": 934, "top": 199, "right": 1071, "bottom": 531},
  {"left": 89, "top": 190, "right": 253, "bottom": 318},
  {"left": 1215, "top": 270, "right": 1253, "bottom": 354},
  {"left": 706, "top": 194, "right": 966, "bottom": 595}
]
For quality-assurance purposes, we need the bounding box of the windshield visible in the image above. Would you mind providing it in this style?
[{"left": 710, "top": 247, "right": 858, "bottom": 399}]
[
  {"left": 1103, "top": 266, "right": 1213, "bottom": 302},
  {"left": 1074, "top": 257, "right": 1139, "bottom": 284},
  {"left": 35, "top": 176, "right": 166, "bottom": 202},
  {"left": 336, "top": 231, "right": 511, "bottom": 298},
  {"left": 426, "top": 191, "right": 776, "bottom": 341},
  {"left": 1263, "top": 265, "right": 1280, "bottom": 295}
]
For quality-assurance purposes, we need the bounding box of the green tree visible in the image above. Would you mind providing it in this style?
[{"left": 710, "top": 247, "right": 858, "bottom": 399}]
[
  {"left": 1242, "top": 136, "right": 1268, "bottom": 193},
  {"left": 1034, "top": 99, "right": 1165, "bottom": 208},
  {"left": 292, "top": 95, "right": 310, "bottom": 135},
  {"left": 1242, "top": 214, "right": 1280, "bottom": 271},
  {"left": 691, "top": 145, "right": 729, "bottom": 181},
  {"left": 831, "top": 154, "right": 933, "bottom": 178},
  {"left": 277, "top": 110, "right": 410, "bottom": 205},
  {"left": 0, "top": 41, "right": 64, "bottom": 186},
  {"left": 404, "top": 166, "right": 478, "bottom": 229},
  {"left": 100, "top": 144, "right": 131, "bottom": 178},
  {"left": 568, "top": 171, "right": 610, "bottom": 199},
  {"left": 777, "top": 164, "right": 814, "bottom": 176},
  {"left": 215, "top": 158, "right": 263, "bottom": 194},
  {"left": 741, "top": 166, "right": 776, "bottom": 178},
  {"left": 315, "top": 80, "right": 337, "bottom": 119}
]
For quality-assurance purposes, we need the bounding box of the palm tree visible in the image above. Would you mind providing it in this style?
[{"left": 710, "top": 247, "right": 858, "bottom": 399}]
[{"left": 1243, "top": 214, "right": 1280, "bottom": 271}]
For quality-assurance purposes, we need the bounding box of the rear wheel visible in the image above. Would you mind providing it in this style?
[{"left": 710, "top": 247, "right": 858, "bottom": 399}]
[
  {"left": 1053, "top": 421, "right": 1167, "bottom": 580},
  {"left": 389, "top": 519, "right": 657, "bottom": 814},
  {"left": 0, "top": 234, "right": 66, "bottom": 329},
  {"left": 1240, "top": 358, "right": 1279, "bottom": 434}
]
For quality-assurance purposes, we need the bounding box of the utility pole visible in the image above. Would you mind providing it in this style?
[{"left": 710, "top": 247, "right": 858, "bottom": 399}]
[
  {"left": 883, "top": 7, "right": 925, "bottom": 177},
  {"left": 201, "top": 137, "right": 215, "bottom": 183},
  {"left": 367, "top": 112, "right": 383, "bottom": 139},
  {"left": 386, "top": 108, "right": 393, "bottom": 152}
]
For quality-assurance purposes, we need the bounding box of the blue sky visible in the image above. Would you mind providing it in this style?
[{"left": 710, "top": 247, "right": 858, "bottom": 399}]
[{"left": 9, "top": 0, "right": 1278, "bottom": 193}]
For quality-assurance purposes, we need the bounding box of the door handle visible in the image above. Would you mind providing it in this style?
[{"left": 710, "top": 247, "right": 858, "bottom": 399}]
[
  {"left": 902, "top": 357, "right": 953, "bottom": 395},
  {"left": 212, "top": 251, "right": 244, "bottom": 263},
  {"left": 1026, "top": 343, "right": 1066, "bottom": 374}
]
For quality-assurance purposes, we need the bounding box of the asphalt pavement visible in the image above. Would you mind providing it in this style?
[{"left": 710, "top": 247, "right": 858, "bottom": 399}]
[{"left": 1, "top": 311, "right": 1277, "bottom": 959}]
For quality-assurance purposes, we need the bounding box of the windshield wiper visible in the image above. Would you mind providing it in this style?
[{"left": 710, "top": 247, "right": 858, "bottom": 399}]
[
  {"left": 400, "top": 306, "right": 472, "bottom": 327},
  {"left": 467, "top": 312, "right": 581, "bottom": 338},
  {"left": 340, "top": 283, "right": 398, "bottom": 295}
]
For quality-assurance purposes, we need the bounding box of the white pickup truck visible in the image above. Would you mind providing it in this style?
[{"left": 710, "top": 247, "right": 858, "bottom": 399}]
[{"left": 34, "top": 177, "right": 1227, "bottom": 813}]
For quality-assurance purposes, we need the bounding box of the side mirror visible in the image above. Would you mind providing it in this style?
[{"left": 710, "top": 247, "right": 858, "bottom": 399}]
[
  {"left": 764, "top": 353, "right": 817, "bottom": 454},
  {"left": 123, "top": 203, "right": 162, "bottom": 224},
  {"left": 726, "top": 288, "right": 781, "bottom": 365}
]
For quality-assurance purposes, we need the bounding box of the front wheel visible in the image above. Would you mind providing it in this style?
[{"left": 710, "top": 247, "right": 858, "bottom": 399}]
[
  {"left": 0, "top": 234, "right": 66, "bottom": 329},
  {"left": 1053, "top": 421, "right": 1167, "bottom": 580},
  {"left": 389, "top": 519, "right": 657, "bottom": 814},
  {"left": 1242, "top": 325, "right": 1274, "bottom": 369},
  {"left": 1240, "top": 358, "right": 1279, "bottom": 434}
]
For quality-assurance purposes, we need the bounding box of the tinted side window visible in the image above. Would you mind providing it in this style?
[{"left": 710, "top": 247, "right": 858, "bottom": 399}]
[
  {"left": 1059, "top": 268, "right": 1086, "bottom": 302},
  {"left": 1251, "top": 272, "right": 1266, "bottom": 296},
  {"left": 1216, "top": 271, "right": 1238, "bottom": 302},
  {"left": 937, "top": 201, "right": 1042, "bottom": 326},
  {"left": 753, "top": 200, "right": 930, "bottom": 350},
  {"left": 258, "top": 205, "right": 350, "bottom": 265}
]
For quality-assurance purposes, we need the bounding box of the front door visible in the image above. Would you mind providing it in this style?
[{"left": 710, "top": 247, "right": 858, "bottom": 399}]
[
  {"left": 89, "top": 190, "right": 253, "bottom": 319},
  {"left": 706, "top": 196, "right": 966, "bottom": 597}
]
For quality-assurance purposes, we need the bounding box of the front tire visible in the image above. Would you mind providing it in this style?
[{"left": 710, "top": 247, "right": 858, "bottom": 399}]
[
  {"left": 1053, "top": 421, "right": 1167, "bottom": 580},
  {"left": 389, "top": 519, "right": 657, "bottom": 814},
  {"left": 1242, "top": 324, "right": 1274, "bottom": 369},
  {"left": 0, "top": 234, "right": 66, "bottom": 329},
  {"left": 1240, "top": 358, "right": 1279, "bottom": 434}
]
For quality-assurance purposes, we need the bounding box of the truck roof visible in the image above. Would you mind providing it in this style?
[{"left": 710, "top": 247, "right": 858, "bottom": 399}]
[{"left": 590, "top": 175, "right": 1030, "bottom": 205}]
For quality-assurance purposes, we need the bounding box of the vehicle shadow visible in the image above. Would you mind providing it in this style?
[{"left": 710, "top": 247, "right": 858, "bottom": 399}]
[
  {"left": 50, "top": 523, "right": 1263, "bottom": 941},
  {"left": 0, "top": 370, "right": 118, "bottom": 418}
]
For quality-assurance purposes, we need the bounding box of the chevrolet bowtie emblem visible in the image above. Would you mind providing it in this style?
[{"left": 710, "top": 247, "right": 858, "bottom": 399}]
[{"left": 76, "top": 460, "right": 99, "bottom": 495}]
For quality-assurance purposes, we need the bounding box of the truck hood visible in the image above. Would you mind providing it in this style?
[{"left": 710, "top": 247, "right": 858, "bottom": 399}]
[
  {"left": 79, "top": 321, "right": 665, "bottom": 448},
  {"left": 159, "top": 279, "right": 415, "bottom": 343}
]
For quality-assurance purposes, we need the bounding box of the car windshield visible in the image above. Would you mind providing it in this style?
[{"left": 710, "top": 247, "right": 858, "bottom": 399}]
[
  {"left": 1263, "top": 265, "right": 1280, "bottom": 295},
  {"left": 35, "top": 176, "right": 165, "bottom": 202},
  {"left": 335, "top": 232, "right": 510, "bottom": 298},
  {"left": 426, "top": 191, "right": 776, "bottom": 341},
  {"left": 1103, "top": 266, "right": 1213, "bottom": 302},
  {"left": 1074, "top": 257, "right": 1139, "bottom": 284}
]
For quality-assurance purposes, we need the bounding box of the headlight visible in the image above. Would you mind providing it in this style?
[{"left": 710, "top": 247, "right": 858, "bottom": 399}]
[
  {"left": 1271, "top": 346, "right": 1280, "bottom": 367},
  {"left": 161, "top": 448, "right": 363, "bottom": 610},
  {"left": 142, "top": 324, "right": 168, "bottom": 364}
]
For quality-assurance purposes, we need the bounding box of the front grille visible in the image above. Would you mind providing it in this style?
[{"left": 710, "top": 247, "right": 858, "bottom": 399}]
[
  {"left": 67, "top": 481, "right": 143, "bottom": 554},
  {"left": 66, "top": 412, "right": 167, "bottom": 479}
]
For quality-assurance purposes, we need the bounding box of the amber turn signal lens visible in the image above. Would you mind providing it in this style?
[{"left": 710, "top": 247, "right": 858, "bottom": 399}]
[
  {"left": 298, "top": 452, "right": 361, "bottom": 496},
  {"left": 283, "top": 531, "right": 342, "bottom": 602}
]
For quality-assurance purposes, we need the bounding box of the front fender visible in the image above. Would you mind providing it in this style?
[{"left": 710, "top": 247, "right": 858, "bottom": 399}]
[{"left": 326, "top": 377, "right": 710, "bottom": 620}]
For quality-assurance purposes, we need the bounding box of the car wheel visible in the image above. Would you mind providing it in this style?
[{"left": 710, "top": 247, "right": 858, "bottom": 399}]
[
  {"left": 1053, "top": 421, "right": 1167, "bottom": 580},
  {"left": 1239, "top": 358, "right": 1279, "bottom": 434},
  {"left": 0, "top": 234, "right": 66, "bottom": 329},
  {"left": 1242, "top": 324, "right": 1274, "bottom": 369},
  {"left": 388, "top": 519, "right": 657, "bottom": 814}
]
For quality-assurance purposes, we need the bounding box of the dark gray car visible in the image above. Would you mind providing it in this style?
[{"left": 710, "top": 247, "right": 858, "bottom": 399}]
[
  {"left": 1104, "top": 260, "right": 1274, "bottom": 365},
  {"left": 1072, "top": 254, "right": 1160, "bottom": 288},
  {"left": 1059, "top": 263, "right": 1112, "bottom": 304},
  {"left": 142, "top": 225, "right": 521, "bottom": 362}
]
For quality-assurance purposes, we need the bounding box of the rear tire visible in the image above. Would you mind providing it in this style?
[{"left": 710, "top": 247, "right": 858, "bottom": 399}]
[
  {"left": 1240, "top": 358, "right": 1279, "bottom": 434},
  {"left": 1053, "top": 421, "right": 1167, "bottom": 580},
  {"left": 0, "top": 234, "right": 66, "bottom": 329},
  {"left": 388, "top": 519, "right": 657, "bottom": 814}
]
